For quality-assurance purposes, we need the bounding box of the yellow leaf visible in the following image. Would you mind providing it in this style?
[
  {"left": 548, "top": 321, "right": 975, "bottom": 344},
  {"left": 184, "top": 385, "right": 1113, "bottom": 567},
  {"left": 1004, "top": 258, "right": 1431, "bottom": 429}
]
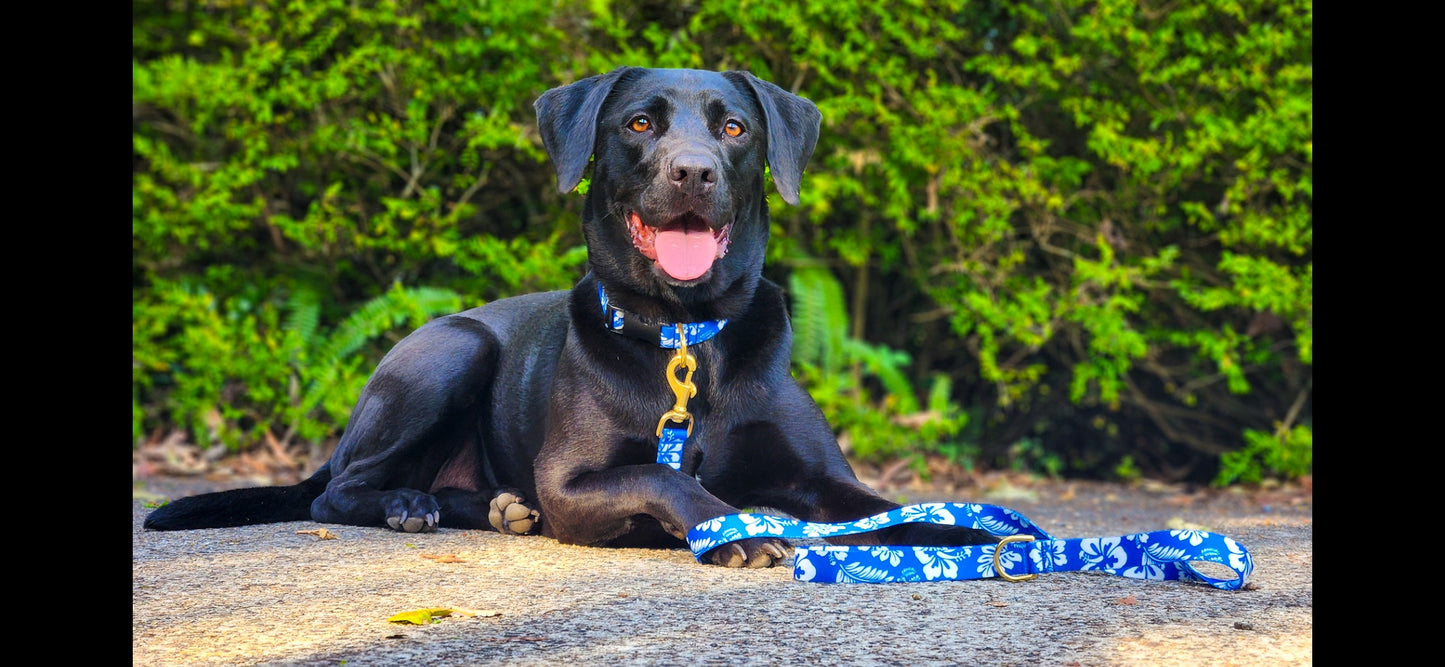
[{"left": 388, "top": 608, "right": 457, "bottom": 625}]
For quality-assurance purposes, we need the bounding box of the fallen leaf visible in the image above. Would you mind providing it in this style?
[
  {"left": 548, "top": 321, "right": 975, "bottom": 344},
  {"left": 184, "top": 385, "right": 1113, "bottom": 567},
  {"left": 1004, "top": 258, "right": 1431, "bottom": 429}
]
[
  {"left": 987, "top": 601, "right": 1008, "bottom": 607},
  {"left": 420, "top": 553, "right": 467, "bottom": 563},
  {"left": 297, "top": 528, "right": 337, "bottom": 540},
  {"left": 1115, "top": 594, "right": 1138, "bottom": 605},
  {"left": 388, "top": 608, "right": 462, "bottom": 625}
]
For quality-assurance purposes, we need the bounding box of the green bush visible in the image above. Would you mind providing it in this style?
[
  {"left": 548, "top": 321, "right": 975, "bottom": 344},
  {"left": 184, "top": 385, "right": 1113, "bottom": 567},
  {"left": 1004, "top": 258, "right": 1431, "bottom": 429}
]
[{"left": 133, "top": 0, "right": 1311, "bottom": 485}]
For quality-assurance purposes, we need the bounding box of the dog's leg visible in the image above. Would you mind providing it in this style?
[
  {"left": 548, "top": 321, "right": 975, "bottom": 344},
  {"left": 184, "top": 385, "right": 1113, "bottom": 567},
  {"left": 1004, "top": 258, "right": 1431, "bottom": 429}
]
[
  {"left": 309, "top": 316, "right": 510, "bottom": 533},
  {"left": 537, "top": 460, "right": 790, "bottom": 568}
]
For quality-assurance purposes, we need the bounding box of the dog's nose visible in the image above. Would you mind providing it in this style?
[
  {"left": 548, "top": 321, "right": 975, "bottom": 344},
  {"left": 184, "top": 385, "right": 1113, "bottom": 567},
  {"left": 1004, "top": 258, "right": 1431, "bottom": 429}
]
[{"left": 668, "top": 154, "right": 717, "bottom": 194}]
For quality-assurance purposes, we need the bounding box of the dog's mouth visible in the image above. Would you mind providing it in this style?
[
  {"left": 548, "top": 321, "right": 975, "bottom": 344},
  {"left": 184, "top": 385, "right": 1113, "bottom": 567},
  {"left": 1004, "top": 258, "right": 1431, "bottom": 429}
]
[{"left": 627, "top": 211, "right": 732, "bottom": 282}]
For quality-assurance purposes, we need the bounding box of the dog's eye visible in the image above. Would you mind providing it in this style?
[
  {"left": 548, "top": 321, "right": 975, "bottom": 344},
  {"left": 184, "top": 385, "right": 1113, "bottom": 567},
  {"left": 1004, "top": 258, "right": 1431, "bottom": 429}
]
[
  {"left": 629, "top": 116, "right": 651, "bottom": 133},
  {"left": 723, "top": 120, "right": 744, "bottom": 137}
]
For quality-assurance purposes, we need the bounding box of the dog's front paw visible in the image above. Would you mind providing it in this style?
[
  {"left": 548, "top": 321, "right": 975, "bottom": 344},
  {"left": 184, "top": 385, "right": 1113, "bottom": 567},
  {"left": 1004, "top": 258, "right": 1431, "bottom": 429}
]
[
  {"left": 705, "top": 537, "right": 792, "bottom": 569},
  {"left": 488, "top": 491, "right": 541, "bottom": 535},
  {"left": 382, "top": 490, "right": 441, "bottom": 533}
]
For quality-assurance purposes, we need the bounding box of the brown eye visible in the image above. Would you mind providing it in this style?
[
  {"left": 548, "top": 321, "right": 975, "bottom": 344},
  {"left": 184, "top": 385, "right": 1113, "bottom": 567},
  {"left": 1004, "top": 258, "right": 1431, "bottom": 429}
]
[
  {"left": 629, "top": 116, "right": 651, "bottom": 133},
  {"left": 723, "top": 120, "right": 744, "bottom": 137}
]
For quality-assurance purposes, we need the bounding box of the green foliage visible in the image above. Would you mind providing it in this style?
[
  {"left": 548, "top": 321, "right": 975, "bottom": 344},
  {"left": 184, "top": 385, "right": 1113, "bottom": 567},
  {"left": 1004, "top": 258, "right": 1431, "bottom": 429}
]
[
  {"left": 134, "top": 0, "right": 1312, "bottom": 484},
  {"left": 1214, "top": 424, "right": 1312, "bottom": 486},
  {"left": 134, "top": 0, "right": 587, "bottom": 450},
  {"left": 788, "top": 263, "right": 967, "bottom": 463},
  {"left": 132, "top": 275, "right": 460, "bottom": 451},
  {"left": 1113, "top": 455, "right": 1142, "bottom": 483}
]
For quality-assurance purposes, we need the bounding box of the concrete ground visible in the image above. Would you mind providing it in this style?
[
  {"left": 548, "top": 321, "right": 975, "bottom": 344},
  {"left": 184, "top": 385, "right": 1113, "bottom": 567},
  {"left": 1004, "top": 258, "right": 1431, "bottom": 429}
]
[{"left": 132, "top": 475, "right": 1311, "bottom": 666}]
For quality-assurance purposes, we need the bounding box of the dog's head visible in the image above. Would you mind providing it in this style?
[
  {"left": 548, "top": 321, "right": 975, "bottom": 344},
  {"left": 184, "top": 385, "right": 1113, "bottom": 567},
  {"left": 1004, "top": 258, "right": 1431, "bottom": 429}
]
[{"left": 535, "top": 68, "right": 820, "bottom": 302}]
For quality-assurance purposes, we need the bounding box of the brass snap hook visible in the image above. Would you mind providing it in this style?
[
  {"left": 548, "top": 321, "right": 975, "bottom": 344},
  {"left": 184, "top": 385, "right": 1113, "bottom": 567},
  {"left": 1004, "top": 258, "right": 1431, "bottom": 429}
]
[{"left": 656, "top": 325, "right": 698, "bottom": 437}]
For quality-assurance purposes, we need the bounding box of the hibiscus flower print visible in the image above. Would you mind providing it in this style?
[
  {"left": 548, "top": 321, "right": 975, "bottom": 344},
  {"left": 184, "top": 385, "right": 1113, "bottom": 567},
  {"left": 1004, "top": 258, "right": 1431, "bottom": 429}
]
[
  {"left": 1079, "top": 537, "right": 1127, "bottom": 571},
  {"left": 739, "top": 513, "right": 787, "bottom": 536},
  {"left": 693, "top": 516, "right": 726, "bottom": 533},
  {"left": 912, "top": 547, "right": 965, "bottom": 580},
  {"left": 1030, "top": 540, "right": 1067, "bottom": 573},
  {"left": 868, "top": 545, "right": 904, "bottom": 567},
  {"left": 900, "top": 504, "right": 954, "bottom": 525},
  {"left": 802, "top": 522, "right": 847, "bottom": 538},
  {"left": 851, "top": 514, "right": 889, "bottom": 531},
  {"left": 1169, "top": 528, "right": 1208, "bottom": 546}
]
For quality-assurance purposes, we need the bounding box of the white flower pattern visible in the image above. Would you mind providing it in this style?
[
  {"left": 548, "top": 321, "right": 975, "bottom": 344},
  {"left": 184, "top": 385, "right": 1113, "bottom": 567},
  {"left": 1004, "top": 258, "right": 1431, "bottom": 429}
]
[{"left": 689, "top": 504, "right": 1251, "bottom": 590}]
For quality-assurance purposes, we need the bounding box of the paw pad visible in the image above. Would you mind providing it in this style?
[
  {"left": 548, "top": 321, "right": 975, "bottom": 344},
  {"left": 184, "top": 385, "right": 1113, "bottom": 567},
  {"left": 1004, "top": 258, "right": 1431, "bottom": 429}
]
[{"left": 488, "top": 492, "right": 540, "bottom": 535}]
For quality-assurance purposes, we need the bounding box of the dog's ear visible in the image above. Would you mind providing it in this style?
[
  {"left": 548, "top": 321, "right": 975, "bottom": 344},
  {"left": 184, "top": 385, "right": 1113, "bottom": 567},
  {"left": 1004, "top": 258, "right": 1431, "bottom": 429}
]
[
  {"left": 729, "top": 72, "right": 822, "bottom": 206},
  {"left": 534, "top": 67, "right": 636, "bottom": 194}
]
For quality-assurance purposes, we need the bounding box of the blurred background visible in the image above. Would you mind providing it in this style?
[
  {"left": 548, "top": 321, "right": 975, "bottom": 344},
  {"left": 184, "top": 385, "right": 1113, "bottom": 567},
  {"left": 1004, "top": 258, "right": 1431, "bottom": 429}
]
[{"left": 132, "top": 0, "right": 1311, "bottom": 491}]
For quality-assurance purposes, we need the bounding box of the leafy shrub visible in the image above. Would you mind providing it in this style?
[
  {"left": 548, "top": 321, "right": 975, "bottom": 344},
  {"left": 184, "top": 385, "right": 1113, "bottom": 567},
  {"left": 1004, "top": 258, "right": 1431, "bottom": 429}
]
[
  {"left": 1215, "top": 424, "right": 1312, "bottom": 486},
  {"left": 133, "top": 0, "right": 1311, "bottom": 485}
]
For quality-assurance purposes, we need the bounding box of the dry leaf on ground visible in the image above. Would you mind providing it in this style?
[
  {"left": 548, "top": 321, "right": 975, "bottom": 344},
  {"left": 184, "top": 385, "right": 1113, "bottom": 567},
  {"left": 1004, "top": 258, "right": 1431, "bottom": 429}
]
[
  {"left": 296, "top": 528, "right": 337, "bottom": 540},
  {"left": 420, "top": 552, "right": 467, "bottom": 563},
  {"left": 388, "top": 608, "right": 460, "bottom": 625}
]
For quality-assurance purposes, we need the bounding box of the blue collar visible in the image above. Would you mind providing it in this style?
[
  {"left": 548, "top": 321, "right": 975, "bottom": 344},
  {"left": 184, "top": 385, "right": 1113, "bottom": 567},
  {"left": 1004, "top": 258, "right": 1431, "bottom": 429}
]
[{"left": 597, "top": 284, "right": 728, "bottom": 348}]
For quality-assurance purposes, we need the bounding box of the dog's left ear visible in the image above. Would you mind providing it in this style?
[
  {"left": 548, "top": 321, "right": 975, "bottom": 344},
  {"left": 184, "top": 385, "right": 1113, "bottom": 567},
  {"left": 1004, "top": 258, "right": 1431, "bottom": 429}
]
[
  {"left": 534, "top": 67, "right": 637, "bottom": 194},
  {"left": 728, "top": 72, "right": 822, "bottom": 206}
]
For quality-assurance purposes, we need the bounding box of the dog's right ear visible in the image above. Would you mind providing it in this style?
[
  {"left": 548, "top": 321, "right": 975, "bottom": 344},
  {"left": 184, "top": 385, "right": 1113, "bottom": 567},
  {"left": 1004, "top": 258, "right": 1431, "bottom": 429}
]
[{"left": 534, "top": 67, "right": 635, "bottom": 194}]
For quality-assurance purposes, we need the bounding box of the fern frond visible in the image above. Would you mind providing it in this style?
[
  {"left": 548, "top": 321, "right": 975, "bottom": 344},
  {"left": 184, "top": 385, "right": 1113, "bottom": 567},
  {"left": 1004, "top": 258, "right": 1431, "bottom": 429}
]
[
  {"left": 844, "top": 339, "right": 918, "bottom": 413},
  {"left": 788, "top": 265, "right": 850, "bottom": 374},
  {"left": 297, "top": 283, "right": 463, "bottom": 416},
  {"left": 282, "top": 286, "right": 321, "bottom": 349}
]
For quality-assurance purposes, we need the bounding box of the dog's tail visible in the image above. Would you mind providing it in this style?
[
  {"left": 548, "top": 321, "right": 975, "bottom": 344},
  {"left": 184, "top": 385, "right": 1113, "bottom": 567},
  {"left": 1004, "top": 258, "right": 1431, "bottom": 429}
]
[{"left": 141, "top": 463, "right": 332, "bottom": 530}]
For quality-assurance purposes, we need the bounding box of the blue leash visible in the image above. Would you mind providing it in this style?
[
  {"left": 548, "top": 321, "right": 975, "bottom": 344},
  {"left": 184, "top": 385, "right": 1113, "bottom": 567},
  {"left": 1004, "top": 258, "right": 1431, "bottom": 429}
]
[
  {"left": 595, "top": 285, "right": 1252, "bottom": 590},
  {"left": 687, "top": 503, "right": 1253, "bottom": 590}
]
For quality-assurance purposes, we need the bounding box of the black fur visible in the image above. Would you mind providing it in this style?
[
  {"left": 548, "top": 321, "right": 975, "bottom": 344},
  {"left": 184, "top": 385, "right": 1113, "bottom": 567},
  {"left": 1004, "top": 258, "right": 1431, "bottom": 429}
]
[{"left": 143, "top": 68, "right": 996, "bottom": 567}]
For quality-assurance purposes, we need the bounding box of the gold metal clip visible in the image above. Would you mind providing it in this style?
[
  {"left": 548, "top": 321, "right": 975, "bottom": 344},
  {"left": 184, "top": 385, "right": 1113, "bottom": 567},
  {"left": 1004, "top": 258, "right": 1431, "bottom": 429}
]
[
  {"left": 992, "top": 534, "right": 1038, "bottom": 582},
  {"left": 656, "top": 325, "right": 698, "bottom": 437}
]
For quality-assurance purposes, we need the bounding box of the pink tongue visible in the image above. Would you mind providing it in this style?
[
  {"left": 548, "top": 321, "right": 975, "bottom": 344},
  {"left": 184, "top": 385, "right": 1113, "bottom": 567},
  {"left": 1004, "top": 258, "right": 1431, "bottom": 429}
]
[{"left": 655, "top": 228, "right": 718, "bottom": 280}]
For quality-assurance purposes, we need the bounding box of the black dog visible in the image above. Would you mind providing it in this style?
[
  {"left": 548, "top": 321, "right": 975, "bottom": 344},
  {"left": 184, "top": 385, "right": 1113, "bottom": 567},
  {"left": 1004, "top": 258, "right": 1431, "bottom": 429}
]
[{"left": 144, "top": 67, "right": 996, "bottom": 567}]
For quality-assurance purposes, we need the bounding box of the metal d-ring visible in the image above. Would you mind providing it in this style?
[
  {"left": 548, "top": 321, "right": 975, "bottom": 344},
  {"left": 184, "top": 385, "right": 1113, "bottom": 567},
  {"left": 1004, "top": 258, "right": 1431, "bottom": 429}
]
[{"left": 992, "top": 534, "right": 1038, "bottom": 582}]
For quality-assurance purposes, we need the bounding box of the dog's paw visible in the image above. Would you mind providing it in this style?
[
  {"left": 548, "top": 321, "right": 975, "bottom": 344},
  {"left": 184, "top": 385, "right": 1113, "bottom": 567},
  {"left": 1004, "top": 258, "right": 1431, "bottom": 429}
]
[
  {"left": 488, "top": 491, "right": 541, "bottom": 535},
  {"left": 705, "top": 537, "right": 792, "bottom": 569},
  {"left": 382, "top": 490, "right": 441, "bottom": 533}
]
